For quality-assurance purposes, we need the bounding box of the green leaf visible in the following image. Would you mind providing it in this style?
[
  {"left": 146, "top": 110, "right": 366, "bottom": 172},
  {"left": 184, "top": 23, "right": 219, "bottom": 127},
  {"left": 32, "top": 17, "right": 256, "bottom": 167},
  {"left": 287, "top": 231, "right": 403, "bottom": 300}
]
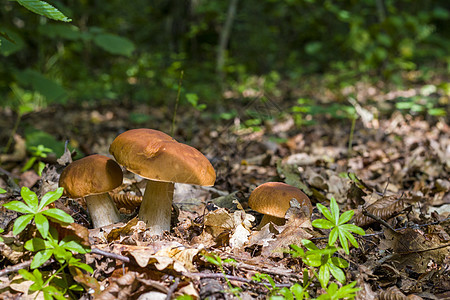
[
  {"left": 0, "top": 29, "right": 25, "bottom": 56},
  {"left": 316, "top": 203, "right": 333, "bottom": 223},
  {"left": 35, "top": 213, "right": 49, "bottom": 238},
  {"left": 31, "top": 249, "right": 53, "bottom": 269},
  {"left": 15, "top": 69, "right": 68, "bottom": 104},
  {"left": 18, "top": 269, "right": 36, "bottom": 281},
  {"left": 331, "top": 257, "right": 349, "bottom": 268},
  {"left": 16, "top": 0, "right": 71, "bottom": 22},
  {"left": 0, "top": 188, "right": 6, "bottom": 194},
  {"left": 330, "top": 198, "right": 340, "bottom": 224},
  {"left": 24, "top": 238, "right": 48, "bottom": 252},
  {"left": 340, "top": 224, "right": 365, "bottom": 236},
  {"left": 301, "top": 239, "right": 319, "bottom": 251},
  {"left": 21, "top": 187, "right": 39, "bottom": 211},
  {"left": 342, "top": 229, "right": 359, "bottom": 248},
  {"left": 2, "top": 201, "right": 35, "bottom": 214},
  {"left": 329, "top": 262, "right": 346, "bottom": 283},
  {"left": 338, "top": 210, "right": 354, "bottom": 225},
  {"left": 62, "top": 240, "right": 89, "bottom": 254},
  {"left": 37, "top": 161, "right": 46, "bottom": 176},
  {"left": 338, "top": 230, "right": 350, "bottom": 254},
  {"left": 38, "top": 187, "right": 64, "bottom": 210},
  {"left": 13, "top": 214, "right": 34, "bottom": 235},
  {"left": 329, "top": 227, "right": 339, "bottom": 246},
  {"left": 318, "top": 264, "right": 330, "bottom": 288},
  {"left": 290, "top": 284, "right": 305, "bottom": 299},
  {"left": 22, "top": 156, "right": 37, "bottom": 172},
  {"left": 312, "top": 219, "right": 334, "bottom": 229},
  {"left": 41, "top": 208, "right": 74, "bottom": 223},
  {"left": 69, "top": 259, "right": 93, "bottom": 273},
  {"left": 93, "top": 33, "right": 135, "bottom": 57}
]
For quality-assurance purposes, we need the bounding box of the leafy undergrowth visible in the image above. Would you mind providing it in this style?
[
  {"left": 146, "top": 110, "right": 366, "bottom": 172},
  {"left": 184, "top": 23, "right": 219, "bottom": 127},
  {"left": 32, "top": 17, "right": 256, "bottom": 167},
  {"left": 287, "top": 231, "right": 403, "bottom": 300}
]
[{"left": 0, "top": 83, "right": 449, "bottom": 299}]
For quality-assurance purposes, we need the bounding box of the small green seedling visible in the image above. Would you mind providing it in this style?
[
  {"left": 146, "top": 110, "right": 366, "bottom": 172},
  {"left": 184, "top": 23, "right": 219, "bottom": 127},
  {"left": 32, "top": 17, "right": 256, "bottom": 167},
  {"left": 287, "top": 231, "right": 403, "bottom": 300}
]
[
  {"left": 22, "top": 144, "right": 53, "bottom": 176},
  {"left": 2, "top": 187, "right": 74, "bottom": 239},
  {"left": 2, "top": 187, "right": 92, "bottom": 299},
  {"left": 202, "top": 253, "right": 242, "bottom": 298},
  {"left": 312, "top": 197, "right": 365, "bottom": 254},
  {"left": 316, "top": 282, "right": 360, "bottom": 300}
]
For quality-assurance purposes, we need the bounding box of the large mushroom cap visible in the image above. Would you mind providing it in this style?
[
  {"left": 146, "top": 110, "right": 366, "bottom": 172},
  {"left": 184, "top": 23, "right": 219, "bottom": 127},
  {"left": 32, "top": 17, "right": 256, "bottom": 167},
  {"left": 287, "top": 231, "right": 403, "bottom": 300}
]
[
  {"left": 59, "top": 154, "right": 123, "bottom": 198},
  {"left": 109, "top": 128, "right": 216, "bottom": 186},
  {"left": 248, "top": 182, "right": 313, "bottom": 218}
]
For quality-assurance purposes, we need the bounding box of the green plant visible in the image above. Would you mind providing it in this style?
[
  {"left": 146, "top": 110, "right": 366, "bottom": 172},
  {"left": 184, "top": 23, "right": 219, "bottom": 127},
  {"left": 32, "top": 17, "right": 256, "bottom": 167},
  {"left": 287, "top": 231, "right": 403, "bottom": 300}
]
[
  {"left": 186, "top": 93, "right": 207, "bottom": 111},
  {"left": 2, "top": 187, "right": 72, "bottom": 239},
  {"left": 311, "top": 198, "right": 365, "bottom": 254},
  {"left": 19, "top": 227, "right": 92, "bottom": 299},
  {"left": 315, "top": 282, "right": 359, "bottom": 300},
  {"left": 22, "top": 144, "right": 53, "bottom": 176},
  {"left": 2, "top": 187, "right": 92, "bottom": 299},
  {"left": 202, "top": 253, "right": 242, "bottom": 298},
  {"left": 290, "top": 242, "right": 348, "bottom": 289},
  {"left": 253, "top": 272, "right": 310, "bottom": 300},
  {"left": 13, "top": 0, "right": 71, "bottom": 22}
]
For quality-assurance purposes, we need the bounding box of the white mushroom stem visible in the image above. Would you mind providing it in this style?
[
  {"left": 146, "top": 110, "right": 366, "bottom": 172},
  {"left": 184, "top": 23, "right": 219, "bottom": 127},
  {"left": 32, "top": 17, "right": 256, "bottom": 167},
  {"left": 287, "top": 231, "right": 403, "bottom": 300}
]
[
  {"left": 139, "top": 180, "right": 175, "bottom": 235},
  {"left": 256, "top": 214, "right": 286, "bottom": 231},
  {"left": 85, "top": 193, "right": 121, "bottom": 228}
]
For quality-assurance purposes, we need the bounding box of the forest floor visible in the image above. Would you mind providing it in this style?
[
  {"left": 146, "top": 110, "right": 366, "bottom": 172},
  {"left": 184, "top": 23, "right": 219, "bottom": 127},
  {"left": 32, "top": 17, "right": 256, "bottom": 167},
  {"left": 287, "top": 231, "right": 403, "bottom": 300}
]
[{"left": 0, "top": 80, "right": 449, "bottom": 299}]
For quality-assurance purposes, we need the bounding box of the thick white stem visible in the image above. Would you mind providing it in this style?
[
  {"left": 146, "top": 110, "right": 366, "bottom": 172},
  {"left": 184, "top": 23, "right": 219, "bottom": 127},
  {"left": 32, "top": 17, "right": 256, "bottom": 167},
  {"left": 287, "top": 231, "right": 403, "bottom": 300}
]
[
  {"left": 85, "top": 193, "right": 121, "bottom": 228},
  {"left": 256, "top": 214, "right": 286, "bottom": 231},
  {"left": 138, "top": 180, "right": 174, "bottom": 235}
]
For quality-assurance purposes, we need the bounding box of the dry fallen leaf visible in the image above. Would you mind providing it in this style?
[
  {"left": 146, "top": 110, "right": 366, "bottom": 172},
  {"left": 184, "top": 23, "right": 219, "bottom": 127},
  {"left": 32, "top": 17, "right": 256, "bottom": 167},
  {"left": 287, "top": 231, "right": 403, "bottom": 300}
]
[
  {"left": 262, "top": 198, "right": 313, "bottom": 257},
  {"left": 379, "top": 227, "right": 450, "bottom": 273}
]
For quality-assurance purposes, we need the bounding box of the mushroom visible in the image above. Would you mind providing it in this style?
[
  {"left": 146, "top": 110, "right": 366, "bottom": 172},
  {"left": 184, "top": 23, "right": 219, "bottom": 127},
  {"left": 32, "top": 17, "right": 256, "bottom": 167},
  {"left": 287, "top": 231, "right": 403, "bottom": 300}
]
[
  {"left": 248, "top": 182, "right": 313, "bottom": 230},
  {"left": 59, "top": 154, "right": 123, "bottom": 228},
  {"left": 109, "top": 128, "right": 216, "bottom": 235}
]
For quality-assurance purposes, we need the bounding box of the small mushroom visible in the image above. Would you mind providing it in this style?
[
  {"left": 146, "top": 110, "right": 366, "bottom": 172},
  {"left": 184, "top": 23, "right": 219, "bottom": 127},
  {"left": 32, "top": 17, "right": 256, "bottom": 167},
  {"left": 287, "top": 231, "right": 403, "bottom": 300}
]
[
  {"left": 109, "top": 128, "right": 216, "bottom": 235},
  {"left": 248, "top": 182, "right": 313, "bottom": 230},
  {"left": 59, "top": 154, "right": 123, "bottom": 228}
]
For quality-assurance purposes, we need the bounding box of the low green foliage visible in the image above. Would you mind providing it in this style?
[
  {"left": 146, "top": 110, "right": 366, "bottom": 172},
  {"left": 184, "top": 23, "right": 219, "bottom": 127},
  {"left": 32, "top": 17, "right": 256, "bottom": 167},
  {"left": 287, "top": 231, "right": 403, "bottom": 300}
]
[
  {"left": 2, "top": 187, "right": 91, "bottom": 299},
  {"left": 315, "top": 282, "right": 360, "bottom": 300},
  {"left": 22, "top": 144, "right": 53, "bottom": 176},
  {"left": 312, "top": 198, "right": 365, "bottom": 254},
  {"left": 202, "top": 253, "right": 242, "bottom": 298},
  {"left": 2, "top": 187, "right": 73, "bottom": 238},
  {"left": 15, "top": 0, "right": 71, "bottom": 22}
]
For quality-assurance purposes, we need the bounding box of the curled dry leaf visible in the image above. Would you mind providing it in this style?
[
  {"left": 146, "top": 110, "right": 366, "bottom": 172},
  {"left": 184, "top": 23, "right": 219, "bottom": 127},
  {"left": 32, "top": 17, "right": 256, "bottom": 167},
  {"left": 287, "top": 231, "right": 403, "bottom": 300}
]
[
  {"left": 127, "top": 243, "right": 203, "bottom": 273},
  {"left": 203, "top": 207, "right": 255, "bottom": 248},
  {"left": 353, "top": 195, "right": 407, "bottom": 227}
]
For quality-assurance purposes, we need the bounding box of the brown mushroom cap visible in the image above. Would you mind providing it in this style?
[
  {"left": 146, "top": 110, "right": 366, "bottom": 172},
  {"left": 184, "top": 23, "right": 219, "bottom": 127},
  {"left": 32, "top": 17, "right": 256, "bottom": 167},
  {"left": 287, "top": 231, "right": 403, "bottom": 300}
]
[
  {"left": 248, "top": 182, "right": 313, "bottom": 218},
  {"left": 109, "top": 128, "right": 216, "bottom": 186},
  {"left": 59, "top": 154, "right": 123, "bottom": 198}
]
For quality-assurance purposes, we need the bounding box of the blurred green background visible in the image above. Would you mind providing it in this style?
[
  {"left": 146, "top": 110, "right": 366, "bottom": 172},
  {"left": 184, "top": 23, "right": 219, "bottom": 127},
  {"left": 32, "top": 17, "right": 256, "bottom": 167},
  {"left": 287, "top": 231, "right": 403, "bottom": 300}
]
[{"left": 1, "top": 0, "right": 449, "bottom": 113}]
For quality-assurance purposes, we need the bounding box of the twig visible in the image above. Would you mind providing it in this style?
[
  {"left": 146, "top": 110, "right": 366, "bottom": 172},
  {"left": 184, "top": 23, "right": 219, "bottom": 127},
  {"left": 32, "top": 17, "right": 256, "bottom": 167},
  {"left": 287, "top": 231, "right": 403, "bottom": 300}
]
[
  {"left": 0, "top": 259, "right": 54, "bottom": 277},
  {"left": 90, "top": 248, "right": 130, "bottom": 263},
  {"left": 182, "top": 272, "right": 292, "bottom": 288},
  {"left": 362, "top": 207, "right": 396, "bottom": 231},
  {"left": 166, "top": 277, "right": 180, "bottom": 300}
]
